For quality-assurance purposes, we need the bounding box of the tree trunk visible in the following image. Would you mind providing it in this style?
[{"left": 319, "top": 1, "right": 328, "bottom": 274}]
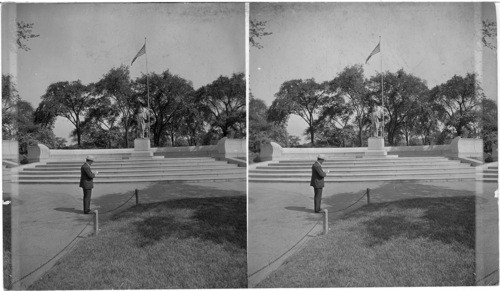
[
  {"left": 153, "top": 129, "right": 160, "bottom": 147},
  {"left": 77, "top": 128, "right": 81, "bottom": 148},
  {"left": 124, "top": 116, "right": 129, "bottom": 148},
  {"left": 358, "top": 126, "right": 362, "bottom": 147}
]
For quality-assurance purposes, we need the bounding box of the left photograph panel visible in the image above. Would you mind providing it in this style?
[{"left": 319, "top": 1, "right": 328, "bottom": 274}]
[{"left": 2, "top": 3, "right": 247, "bottom": 289}]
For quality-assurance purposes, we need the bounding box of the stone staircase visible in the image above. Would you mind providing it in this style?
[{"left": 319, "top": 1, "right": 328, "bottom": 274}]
[
  {"left": 249, "top": 156, "right": 476, "bottom": 183},
  {"left": 476, "top": 165, "right": 498, "bottom": 183},
  {"left": 13, "top": 157, "right": 246, "bottom": 184}
]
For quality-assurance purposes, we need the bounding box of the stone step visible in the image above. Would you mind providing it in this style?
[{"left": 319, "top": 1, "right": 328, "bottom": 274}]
[
  {"left": 249, "top": 169, "right": 475, "bottom": 179},
  {"left": 43, "top": 159, "right": 218, "bottom": 166},
  {"left": 276, "top": 156, "right": 445, "bottom": 163},
  {"left": 44, "top": 156, "right": 213, "bottom": 164},
  {"left": 34, "top": 161, "right": 228, "bottom": 170},
  {"left": 14, "top": 174, "right": 246, "bottom": 184},
  {"left": 26, "top": 163, "right": 233, "bottom": 171},
  {"left": 18, "top": 168, "right": 245, "bottom": 178},
  {"left": 269, "top": 160, "right": 459, "bottom": 166},
  {"left": 249, "top": 174, "right": 476, "bottom": 183},
  {"left": 260, "top": 162, "right": 465, "bottom": 170},
  {"left": 20, "top": 165, "right": 240, "bottom": 175},
  {"left": 251, "top": 167, "right": 474, "bottom": 174},
  {"left": 257, "top": 164, "right": 471, "bottom": 171}
]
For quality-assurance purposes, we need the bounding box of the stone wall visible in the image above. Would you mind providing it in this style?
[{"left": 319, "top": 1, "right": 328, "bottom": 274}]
[
  {"left": 26, "top": 138, "right": 245, "bottom": 163},
  {"left": 259, "top": 138, "right": 484, "bottom": 161},
  {"left": 2, "top": 140, "right": 19, "bottom": 162}
]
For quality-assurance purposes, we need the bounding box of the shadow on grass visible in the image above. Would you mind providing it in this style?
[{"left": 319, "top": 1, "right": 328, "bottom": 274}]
[
  {"left": 321, "top": 182, "right": 477, "bottom": 248},
  {"left": 91, "top": 182, "right": 247, "bottom": 250},
  {"left": 117, "top": 196, "right": 246, "bottom": 249},
  {"left": 54, "top": 207, "right": 82, "bottom": 214},
  {"left": 3, "top": 203, "right": 12, "bottom": 289},
  {"left": 285, "top": 206, "right": 314, "bottom": 213},
  {"left": 341, "top": 196, "right": 475, "bottom": 249}
]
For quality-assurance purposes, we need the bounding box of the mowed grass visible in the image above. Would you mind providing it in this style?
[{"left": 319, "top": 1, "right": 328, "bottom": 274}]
[
  {"left": 30, "top": 195, "right": 247, "bottom": 289},
  {"left": 3, "top": 203, "right": 12, "bottom": 289},
  {"left": 258, "top": 195, "right": 475, "bottom": 287}
]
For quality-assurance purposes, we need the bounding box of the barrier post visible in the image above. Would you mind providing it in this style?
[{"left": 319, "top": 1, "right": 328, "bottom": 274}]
[
  {"left": 135, "top": 189, "right": 139, "bottom": 205},
  {"left": 323, "top": 209, "right": 329, "bottom": 235},
  {"left": 367, "top": 188, "right": 370, "bottom": 204},
  {"left": 94, "top": 210, "right": 99, "bottom": 236}
]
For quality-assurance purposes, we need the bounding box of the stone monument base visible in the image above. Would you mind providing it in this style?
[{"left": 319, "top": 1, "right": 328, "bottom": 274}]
[
  {"left": 131, "top": 138, "right": 153, "bottom": 159},
  {"left": 364, "top": 137, "right": 388, "bottom": 157}
]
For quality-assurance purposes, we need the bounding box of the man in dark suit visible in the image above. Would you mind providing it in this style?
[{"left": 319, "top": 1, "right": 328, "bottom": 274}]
[
  {"left": 310, "top": 154, "right": 330, "bottom": 213},
  {"left": 80, "top": 155, "right": 98, "bottom": 214}
]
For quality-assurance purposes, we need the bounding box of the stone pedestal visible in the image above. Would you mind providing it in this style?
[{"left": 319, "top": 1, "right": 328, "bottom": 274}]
[
  {"left": 365, "top": 137, "right": 387, "bottom": 156},
  {"left": 131, "top": 138, "right": 153, "bottom": 159}
]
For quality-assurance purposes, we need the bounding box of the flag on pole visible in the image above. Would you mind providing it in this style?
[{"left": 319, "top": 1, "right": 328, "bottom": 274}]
[
  {"left": 365, "top": 42, "right": 380, "bottom": 64},
  {"left": 131, "top": 43, "right": 146, "bottom": 66}
]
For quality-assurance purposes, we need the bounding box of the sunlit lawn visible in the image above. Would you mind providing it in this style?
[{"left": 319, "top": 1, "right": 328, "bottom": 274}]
[
  {"left": 3, "top": 203, "right": 12, "bottom": 289},
  {"left": 258, "top": 196, "right": 475, "bottom": 287},
  {"left": 30, "top": 195, "right": 247, "bottom": 289}
]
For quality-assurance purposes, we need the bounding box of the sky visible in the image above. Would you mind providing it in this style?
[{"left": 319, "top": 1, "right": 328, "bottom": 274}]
[
  {"left": 250, "top": 2, "right": 498, "bottom": 142},
  {"left": 2, "top": 3, "right": 245, "bottom": 141}
]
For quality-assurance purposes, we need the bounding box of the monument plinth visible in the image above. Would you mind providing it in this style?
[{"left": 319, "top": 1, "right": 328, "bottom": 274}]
[
  {"left": 365, "top": 137, "right": 387, "bottom": 156},
  {"left": 131, "top": 138, "right": 153, "bottom": 159}
]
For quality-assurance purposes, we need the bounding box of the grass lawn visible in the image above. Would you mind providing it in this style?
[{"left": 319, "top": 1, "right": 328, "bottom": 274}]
[
  {"left": 3, "top": 203, "right": 12, "bottom": 289},
  {"left": 30, "top": 194, "right": 247, "bottom": 289},
  {"left": 258, "top": 195, "right": 476, "bottom": 287}
]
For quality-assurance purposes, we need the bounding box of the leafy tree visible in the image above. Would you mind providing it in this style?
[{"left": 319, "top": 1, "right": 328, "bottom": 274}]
[
  {"left": 413, "top": 95, "right": 441, "bottom": 145},
  {"left": 482, "top": 20, "right": 497, "bottom": 50},
  {"left": 249, "top": 94, "right": 288, "bottom": 152},
  {"left": 329, "top": 65, "right": 370, "bottom": 146},
  {"left": 134, "top": 70, "right": 194, "bottom": 146},
  {"left": 16, "top": 100, "right": 65, "bottom": 155},
  {"left": 82, "top": 93, "right": 122, "bottom": 148},
  {"left": 95, "top": 66, "right": 136, "bottom": 147},
  {"left": 2, "top": 75, "right": 20, "bottom": 139},
  {"left": 39, "top": 80, "right": 94, "bottom": 147},
  {"left": 178, "top": 95, "right": 207, "bottom": 146},
  {"left": 369, "top": 69, "right": 429, "bottom": 145},
  {"left": 250, "top": 19, "right": 272, "bottom": 49},
  {"left": 269, "top": 78, "right": 329, "bottom": 146},
  {"left": 288, "top": 135, "right": 301, "bottom": 147},
  {"left": 480, "top": 98, "right": 498, "bottom": 154},
  {"left": 17, "top": 21, "right": 39, "bottom": 51},
  {"left": 430, "top": 73, "right": 484, "bottom": 137},
  {"left": 196, "top": 73, "right": 246, "bottom": 140}
]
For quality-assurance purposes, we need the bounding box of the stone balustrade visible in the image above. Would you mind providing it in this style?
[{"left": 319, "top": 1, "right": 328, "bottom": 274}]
[
  {"left": 260, "top": 137, "right": 484, "bottom": 161},
  {"left": 24, "top": 137, "right": 246, "bottom": 165}
]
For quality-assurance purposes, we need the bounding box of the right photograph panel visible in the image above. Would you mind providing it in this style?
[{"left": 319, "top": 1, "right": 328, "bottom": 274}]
[{"left": 248, "top": 2, "right": 498, "bottom": 287}]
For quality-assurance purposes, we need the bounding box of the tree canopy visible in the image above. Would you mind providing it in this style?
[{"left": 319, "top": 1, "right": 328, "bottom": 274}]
[{"left": 254, "top": 66, "right": 495, "bottom": 152}]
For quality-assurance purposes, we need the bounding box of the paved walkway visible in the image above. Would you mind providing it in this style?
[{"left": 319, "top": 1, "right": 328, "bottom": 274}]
[
  {"left": 248, "top": 180, "right": 498, "bottom": 287},
  {"left": 5, "top": 181, "right": 245, "bottom": 289}
]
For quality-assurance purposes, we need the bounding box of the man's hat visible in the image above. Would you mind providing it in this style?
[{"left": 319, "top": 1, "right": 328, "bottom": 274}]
[
  {"left": 317, "top": 154, "right": 326, "bottom": 160},
  {"left": 86, "top": 155, "right": 95, "bottom": 162}
]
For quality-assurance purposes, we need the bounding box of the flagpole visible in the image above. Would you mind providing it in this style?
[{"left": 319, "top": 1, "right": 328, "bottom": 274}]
[
  {"left": 145, "top": 37, "right": 150, "bottom": 139},
  {"left": 380, "top": 35, "right": 384, "bottom": 138}
]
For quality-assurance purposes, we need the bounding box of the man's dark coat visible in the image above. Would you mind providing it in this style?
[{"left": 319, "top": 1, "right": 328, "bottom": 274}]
[
  {"left": 310, "top": 161, "right": 327, "bottom": 188},
  {"left": 80, "top": 162, "right": 95, "bottom": 189}
]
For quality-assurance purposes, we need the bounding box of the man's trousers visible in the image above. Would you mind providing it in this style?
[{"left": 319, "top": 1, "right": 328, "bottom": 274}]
[
  {"left": 83, "top": 188, "right": 92, "bottom": 214},
  {"left": 313, "top": 187, "right": 323, "bottom": 213}
]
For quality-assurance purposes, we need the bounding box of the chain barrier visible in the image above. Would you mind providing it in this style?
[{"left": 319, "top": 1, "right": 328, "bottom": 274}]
[
  {"left": 10, "top": 191, "right": 138, "bottom": 287},
  {"left": 249, "top": 219, "right": 320, "bottom": 278},
  {"left": 249, "top": 189, "right": 370, "bottom": 278},
  {"left": 475, "top": 269, "right": 499, "bottom": 285},
  {"left": 10, "top": 216, "right": 94, "bottom": 286},
  {"left": 330, "top": 190, "right": 368, "bottom": 213},
  {"left": 99, "top": 192, "right": 137, "bottom": 214}
]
